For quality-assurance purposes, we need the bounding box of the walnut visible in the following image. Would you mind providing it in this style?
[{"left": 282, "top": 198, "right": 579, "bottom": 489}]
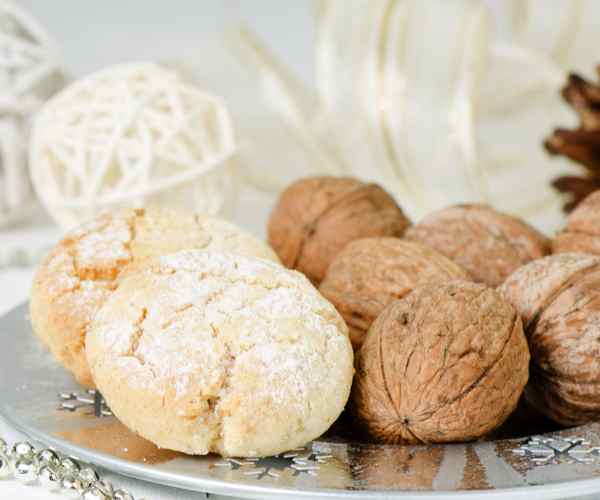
[
  {"left": 267, "top": 176, "right": 410, "bottom": 284},
  {"left": 553, "top": 190, "right": 600, "bottom": 254},
  {"left": 320, "top": 237, "right": 470, "bottom": 349},
  {"left": 404, "top": 204, "right": 550, "bottom": 287},
  {"left": 500, "top": 253, "right": 600, "bottom": 426},
  {"left": 352, "top": 281, "right": 529, "bottom": 444}
]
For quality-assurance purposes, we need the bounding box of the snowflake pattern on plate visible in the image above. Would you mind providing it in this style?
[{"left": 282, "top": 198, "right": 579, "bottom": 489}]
[
  {"left": 58, "top": 390, "right": 112, "bottom": 417},
  {"left": 512, "top": 436, "right": 600, "bottom": 465},
  {"left": 214, "top": 447, "right": 333, "bottom": 480}
]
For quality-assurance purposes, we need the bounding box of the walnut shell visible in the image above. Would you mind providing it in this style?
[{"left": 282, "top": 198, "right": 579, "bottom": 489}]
[
  {"left": 500, "top": 253, "right": 600, "bottom": 426},
  {"left": 553, "top": 190, "right": 600, "bottom": 254},
  {"left": 320, "top": 238, "right": 470, "bottom": 349},
  {"left": 353, "top": 281, "right": 529, "bottom": 444},
  {"left": 404, "top": 204, "right": 550, "bottom": 287},
  {"left": 268, "top": 176, "right": 410, "bottom": 284}
]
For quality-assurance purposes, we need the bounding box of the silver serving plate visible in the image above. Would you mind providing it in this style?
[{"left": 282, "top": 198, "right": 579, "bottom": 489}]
[{"left": 3, "top": 303, "right": 600, "bottom": 499}]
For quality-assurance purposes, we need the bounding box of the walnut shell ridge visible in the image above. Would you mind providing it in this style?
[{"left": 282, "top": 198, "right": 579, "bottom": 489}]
[
  {"left": 500, "top": 253, "right": 600, "bottom": 425},
  {"left": 353, "top": 281, "right": 529, "bottom": 444},
  {"left": 320, "top": 238, "right": 470, "bottom": 349},
  {"left": 268, "top": 176, "right": 410, "bottom": 284},
  {"left": 404, "top": 204, "right": 550, "bottom": 287},
  {"left": 554, "top": 191, "right": 600, "bottom": 255}
]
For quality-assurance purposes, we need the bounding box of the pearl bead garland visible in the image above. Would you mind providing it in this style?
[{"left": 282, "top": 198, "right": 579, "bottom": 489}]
[{"left": 0, "top": 436, "right": 141, "bottom": 500}]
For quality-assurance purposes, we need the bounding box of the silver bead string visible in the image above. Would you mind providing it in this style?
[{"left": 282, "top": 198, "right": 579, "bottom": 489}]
[{"left": 0, "top": 436, "right": 140, "bottom": 500}]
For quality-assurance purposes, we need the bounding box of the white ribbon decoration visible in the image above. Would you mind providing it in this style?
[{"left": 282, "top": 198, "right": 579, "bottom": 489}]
[{"left": 228, "top": 0, "right": 600, "bottom": 232}]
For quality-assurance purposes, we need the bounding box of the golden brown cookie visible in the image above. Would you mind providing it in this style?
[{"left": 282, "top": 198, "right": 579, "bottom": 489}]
[
  {"left": 30, "top": 207, "right": 279, "bottom": 387},
  {"left": 86, "top": 250, "right": 353, "bottom": 457}
]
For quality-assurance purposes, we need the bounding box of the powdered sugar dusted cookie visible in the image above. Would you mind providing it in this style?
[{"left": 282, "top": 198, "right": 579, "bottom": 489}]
[
  {"left": 30, "top": 207, "right": 279, "bottom": 387},
  {"left": 86, "top": 250, "right": 353, "bottom": 457}
]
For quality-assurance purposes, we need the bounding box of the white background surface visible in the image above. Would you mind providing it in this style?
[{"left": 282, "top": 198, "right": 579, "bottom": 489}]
[{"left": 0, "top": 1, "right": 596, "bottom": 499}]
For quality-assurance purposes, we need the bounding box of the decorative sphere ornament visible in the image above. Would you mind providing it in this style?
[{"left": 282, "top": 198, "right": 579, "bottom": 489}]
[
  {"left": 79, "top": 466, "right": 100, "bottom": 488},
  {"left": 30, "top": 62, "right": 237, "bottom": 229},
  {"left": 113, "top": 490, "right": 135, "bottom": 500},
  {"left": 38, "top": 464, "right": 61, "bottom": 490},
  {"left": 61, "top": 475, "right": 83, "bottom": 497},
  {"left": 36, "top": 448, "right": 59, "bottom": 467},
  {"left": 13, "top": 457, "right": 38, "bottom": 483},
  {"left": 0, "top": 0, "right": 65, "bottom": 227},
  {"left": 95, "top": 480, "right": 114, "bottom": 498},
  {"left": 0, "top": 452, "right": 12, "bottom": 478},
  {"left": 11, "top": 441, "right": 34, "bottom": 459},
  {"left": 59, "top": 457, "right": 80, "bottom": 476}
]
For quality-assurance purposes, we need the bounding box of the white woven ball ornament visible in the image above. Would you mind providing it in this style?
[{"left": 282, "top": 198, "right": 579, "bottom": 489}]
[
  {"left": 0, "top": 0, "right": 65, "bottom": 227},
  {"left": 30, "top": 63, "right": 237, "bottom": 229}
]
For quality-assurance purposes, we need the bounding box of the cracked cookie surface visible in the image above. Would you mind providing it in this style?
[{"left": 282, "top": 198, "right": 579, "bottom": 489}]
[
  {"left": 30, "top": 207, "right": 279, "bottom": 387},
  {"left": 86, "top": 250, "right": 353, "bottom": 457}
]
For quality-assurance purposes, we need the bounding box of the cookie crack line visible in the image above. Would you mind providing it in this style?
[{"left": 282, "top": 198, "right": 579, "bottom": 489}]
[
  {"left": 63, "top": 213, "right": 137, "bottom": 283},
  {"left": 193, "top": 214, "right": 214, "bottom": 247},
  {"left": 124, "top": 207, "right": 146, "bottom": 257},
  {"left": 160, "top": 260, "right": 342, "bottom": 323},
  {"left": 189, "top": 321, "right": 237, "bottom": 453},
  {"left": 127, "top": 307, "right": 148, "bottom": 365}
]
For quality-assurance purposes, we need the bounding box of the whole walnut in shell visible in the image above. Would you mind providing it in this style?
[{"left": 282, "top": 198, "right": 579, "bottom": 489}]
[
  {"left": 500, "top": 253, "right": 600, "bottom": 426},
  {"left": 320, "top": 238, "right": 470, "bottom": 349},
  {"left": 553, "top": 191, "right": 600, "bottom": 255},
  {"left": 268, "top": 176, "right": 410, "bottom": 284},
  {"left": 353, "top": 281, "right": 529, "bottom": 444},
  {"left": 404, "top": 204, "right": 550, "bottom": 287}
]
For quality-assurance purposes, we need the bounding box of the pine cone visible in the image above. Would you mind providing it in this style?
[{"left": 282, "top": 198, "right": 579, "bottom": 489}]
[{"left": 545, "top": 67, "right": 600, "bottom": 212}]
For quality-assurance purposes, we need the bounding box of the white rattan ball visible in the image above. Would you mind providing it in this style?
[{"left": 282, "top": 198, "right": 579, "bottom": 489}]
[
  {"left": 0, "top": 0, "right": 65, "bottom": 227},
  {"left": 29, "top": 62, "right": 237, "bottom": 229}
]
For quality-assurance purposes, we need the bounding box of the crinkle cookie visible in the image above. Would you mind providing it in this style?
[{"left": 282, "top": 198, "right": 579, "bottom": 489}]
[
  {"left": 30, "top": 207, "right": 279, "bottom": 387},
  {"left": 86, "top": 250, "right": 353, "bottom": 457}
]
